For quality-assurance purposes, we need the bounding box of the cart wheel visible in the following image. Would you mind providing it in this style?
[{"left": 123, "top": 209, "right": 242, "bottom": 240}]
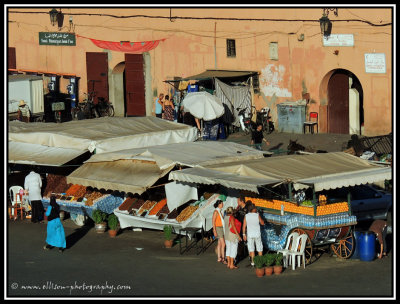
[
  {"left": 330, "top": 232, "right": 354, "bottom": 259},
  {"left": 292, "top": 228, "right": 313, "bottom": 265}
]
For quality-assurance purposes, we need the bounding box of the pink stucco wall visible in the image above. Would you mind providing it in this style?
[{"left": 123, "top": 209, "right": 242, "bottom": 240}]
[{"left": 8, "top": 7, "right": 392, "bottom": 135}]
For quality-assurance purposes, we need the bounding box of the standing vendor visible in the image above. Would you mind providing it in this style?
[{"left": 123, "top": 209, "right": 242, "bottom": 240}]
[
  {"left": 369, "top": 219, "right": 388, "bottom": 259},
  {"left": 24, "top": 168, "right": 44, "bottom": 223},
  {"left": 251, "top": 124, "right": 270, "bottom": 150},
  {"left": 17, "top": 100, "right": 31, "bottom": 123}
]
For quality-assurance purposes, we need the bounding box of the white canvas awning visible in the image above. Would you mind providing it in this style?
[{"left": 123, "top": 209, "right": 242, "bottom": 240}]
[
  {"left": 8, "top": 141, "right": 87, "bottom": 167},
  {"left": 8, "top": 116, "right": 198, "bottom": 154},
  {"left": 169, "top": 167, "right": 281, "bottom": 193},
  {"left": 67, "top": 159, "right": 174, "bottom": 195},
  {"left": 169, "top": 152, "right": 392, "bottom": 192},
  {"left": 66, "top": 141, "right": 266, "bottom": 196}
]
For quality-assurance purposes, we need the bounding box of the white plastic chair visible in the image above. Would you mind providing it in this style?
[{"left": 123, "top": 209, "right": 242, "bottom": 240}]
[
  {"left": 277, "top": 232, "right": 299, "bottom": 268},
  {"left": 287, "top": 234, "right": 308, "bottom": 270},
  {"left": 8, "top": 186, "right": 24, "bottom": 220}
]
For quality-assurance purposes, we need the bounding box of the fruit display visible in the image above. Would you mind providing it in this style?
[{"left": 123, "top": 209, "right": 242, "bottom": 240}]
[
  {"left": 316, "top": 202, "right": 349, "bottom": 216},
  {"left": 85, "top": 191, "right": 104, "bottom": 206},
  {"left": 167, "top": 208, "right": 179, "bottom": 220},
  {"left": 148, "top": 199, "right": 167, "bottom": 216},
  {"left": 176, "top": 205, "right": 199, "bottom": 223},
  {"left": 247, "top": 197, "right": 348, "bottom": 216},
  {"left": 137, "top": 200, "right": 157, "bottom": 216},
  {"left": 44, "top": 174, "right": 70, "bottom": 196},
  {"left": 66, "top": 184, "right": 87, "bottom": 197},
  {"left": 118, "top": 197, "right": 137, "bottom": 211}
]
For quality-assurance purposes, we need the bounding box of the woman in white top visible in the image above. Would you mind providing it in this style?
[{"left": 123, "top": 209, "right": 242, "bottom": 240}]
[
  {"left": 224, "top": 207, "right": 242, "bottom": 269},
  {"left": 243, "top": 204, "right": 265, "bottom": 266}
]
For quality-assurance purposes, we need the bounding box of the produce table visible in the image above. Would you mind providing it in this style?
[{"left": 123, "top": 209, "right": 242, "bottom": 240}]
[
  {"left": 42, "top": 194, "right": 124, "bottom": 218},
  {"left": 260, "top": 212, "right": 357, "bottom": 251},
  {"left": 178, "top": 227, "right": 205, "bottom": 255}
]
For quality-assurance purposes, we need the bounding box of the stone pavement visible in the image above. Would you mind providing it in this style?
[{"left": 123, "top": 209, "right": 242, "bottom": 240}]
[
  {"left": 220, "top": 130, "right": 353, "bottom": 155},
  {"left": 7, "top": 218, "right": 394, "bottom": 298}
]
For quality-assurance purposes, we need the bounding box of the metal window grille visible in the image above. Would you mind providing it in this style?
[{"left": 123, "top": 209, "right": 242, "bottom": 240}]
[{"left": 226, "top": 39, "right": 236, "bottom": 57}]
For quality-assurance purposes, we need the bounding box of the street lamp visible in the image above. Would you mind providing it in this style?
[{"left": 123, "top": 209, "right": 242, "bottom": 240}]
[
  {"left": 319, "top": 8, "right": 338, "bottom": 37},
  {"left": 49, "top": 8, "right": 58, "bottom": 26},
  {"left": 319, "top": 13, "right": 331, "bottom": 36},
  {"left": 49, "top": 8, "right": 64, "bottom": 30}
]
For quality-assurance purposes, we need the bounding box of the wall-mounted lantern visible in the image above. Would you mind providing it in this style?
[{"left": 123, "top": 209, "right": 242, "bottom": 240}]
[
  {"left": 49, "top": 8, "right": 59, "bottom": 26},
  {"left": 49, "top": 8, "right": 64, "bottom": 30},
  {"left": 319, "top": 8, "right": 338, "bottom": 37}
]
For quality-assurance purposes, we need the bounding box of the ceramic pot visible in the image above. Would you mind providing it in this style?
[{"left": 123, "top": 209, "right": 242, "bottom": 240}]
[
  {"left": 273, "top": 265, "right": 283, "bottom": 275},
  {"left": 255, "top": 267, "right": 265, "bottom": 278},
  {"left": 108, "top": 229, "right": 118, "bottom": 238},
  {"left": 265, "top": 266, "right": 274, "bottom": 276},
  {"left": 95, "top": 222, "right": 107, "bottom": 233},
  {"left": 164, "top": 240, "right": 173, "bottom": 248}
]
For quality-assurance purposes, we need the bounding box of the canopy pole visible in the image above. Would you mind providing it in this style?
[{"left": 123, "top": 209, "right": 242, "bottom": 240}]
[{"left": 288, "top": 183, "right": 293, "bottom": 201}]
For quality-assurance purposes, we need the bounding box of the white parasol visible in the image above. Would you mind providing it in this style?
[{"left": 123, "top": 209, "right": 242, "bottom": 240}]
[{"left": 181, "top": 91, "right": 225, "bottom": 121}]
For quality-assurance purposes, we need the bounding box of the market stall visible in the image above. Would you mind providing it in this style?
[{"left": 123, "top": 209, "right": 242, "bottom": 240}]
[
  {"left": 8, "top": 116, "right": 198, "bottom": 154},
  {"left": 55, "top": 141, "right": 265, "bottom": 227},
  {"left": 169, "top": 152, "right": 392, "bottom": 263}
]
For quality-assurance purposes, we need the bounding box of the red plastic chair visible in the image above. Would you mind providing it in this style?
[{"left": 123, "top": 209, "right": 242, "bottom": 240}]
[{"left": 303, "top": 112, "right": 318, "bottom": 134}]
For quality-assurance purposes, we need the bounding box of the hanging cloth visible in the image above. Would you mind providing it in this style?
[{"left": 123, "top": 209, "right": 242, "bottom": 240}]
[{"left": 76, "top": 35, "right": 165, "bottom": 53}]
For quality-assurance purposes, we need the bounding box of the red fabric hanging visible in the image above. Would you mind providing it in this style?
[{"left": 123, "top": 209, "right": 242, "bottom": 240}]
[{"left": 76, "top": 35, "right": 165, "bottom": 53}]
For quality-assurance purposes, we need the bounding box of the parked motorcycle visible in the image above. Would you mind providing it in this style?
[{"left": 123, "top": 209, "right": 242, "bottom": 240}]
[
  {"left": 258, "top": 107, "right": 275, "bottom": 136},
  {"left": 237, "top": 107, "right": 256, "bottom": 135}
]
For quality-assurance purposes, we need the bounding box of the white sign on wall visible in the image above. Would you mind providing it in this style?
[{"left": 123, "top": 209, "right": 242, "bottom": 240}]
[
  {"left": 323, "top": 34, "right": 354, "bottom": 47},
  {"left": 364, "top": 53, "right": 386, "bottom": 74}
]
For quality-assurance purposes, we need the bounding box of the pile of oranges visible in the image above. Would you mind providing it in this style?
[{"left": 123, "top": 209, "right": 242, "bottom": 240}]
[
  {"left": 316, "top": 202, "right": 349, "bottom": 216},
  {"left": 246, "top": 197, "right": 349, "bottom": 217}
]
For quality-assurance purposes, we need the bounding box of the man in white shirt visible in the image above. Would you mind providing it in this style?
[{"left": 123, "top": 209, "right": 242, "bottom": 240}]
[
  {"left": 243, "top": 204, "right": 265, "bottom": 266},
  {"left": 24, "top": 168, "right": 44, "bottom": 223}
]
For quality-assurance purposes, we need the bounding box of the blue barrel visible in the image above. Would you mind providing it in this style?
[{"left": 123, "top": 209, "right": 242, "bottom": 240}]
[
  {"left": 359, "top": 231, "right": 376, "bottom": 261},
  {"left": 351, "top": 231, "right": 362, "bottom": 259}
]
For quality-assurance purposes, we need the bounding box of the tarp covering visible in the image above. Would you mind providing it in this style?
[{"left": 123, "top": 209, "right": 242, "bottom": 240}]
[
  {"left": 215, "top": 78, "right": 252, "bottom": 127},
  {"left": 8, "top": 116, "right": 198, "bottom": 154},
  {"left": 8, "top": 141, "right": 87, "bottom": 167},
  {"left": 67, "top": 159, "right": 174, "bottom": 195},
  {"left": 66, "top": 141, "right": 266, "bottom": 197},
  {"left": 181, "top": 69, "right": 257, "bottom": 81},
  {"left": 170, "top": 152, "right": 392, "bottom": 192},
  {"left": 84, "top": 141, "right": 267, "bottom": 169},
  {"left": 169, "top": 167, "right": 281, "bottom": 193}
]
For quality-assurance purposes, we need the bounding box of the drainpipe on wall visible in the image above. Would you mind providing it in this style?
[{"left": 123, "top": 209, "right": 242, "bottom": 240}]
[
  {"left": 214, "top": 22, "right": 217, "bottom": 69},
  {"left": 143, "top": 52, "right": 152, "bottom": 116}
]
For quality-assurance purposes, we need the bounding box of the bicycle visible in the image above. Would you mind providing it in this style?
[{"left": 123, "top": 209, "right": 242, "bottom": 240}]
[
  {"left": 81, "top": 92, "right": 98, "bottom": 119},
  {"left": 97, "top": 96, "right": 115, "bottom": 117}
]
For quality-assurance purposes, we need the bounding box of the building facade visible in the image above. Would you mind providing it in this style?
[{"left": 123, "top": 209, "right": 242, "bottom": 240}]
[{"left": 7, "top": 7, "right": 393, "bottom": 136}]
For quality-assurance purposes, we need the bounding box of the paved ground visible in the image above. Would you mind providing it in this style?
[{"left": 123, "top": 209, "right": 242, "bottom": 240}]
[
  {"left": 7, "top": 130, "right": 393, "bottom": 299},
  {"left": 221, "top": 129, "right": 353, "bottom": 155},
  {"left": 7, "top": 217, "right": 394, "bottom": 299}
]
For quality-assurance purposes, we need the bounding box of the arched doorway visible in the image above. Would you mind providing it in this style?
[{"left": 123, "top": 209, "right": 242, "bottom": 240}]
[
  {"left": 326, "top": 69, "right": 363, "bottom": 134},
  {"left": 111, "top": 62, "right": 126, "bottom": 117}
]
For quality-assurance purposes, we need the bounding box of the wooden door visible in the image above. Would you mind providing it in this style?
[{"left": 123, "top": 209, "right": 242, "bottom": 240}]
[
  {"left": 328, "top": 71, "right": 349, "bottom": 134},
  {"left": 86, "top": 52, "right": 109, "bottom": 104},
  {"left": 8, "top": 47, "right": 16, "bottom": 69},
  {"left": 125, "top": 54, "right": 145, "bottom": 116}
]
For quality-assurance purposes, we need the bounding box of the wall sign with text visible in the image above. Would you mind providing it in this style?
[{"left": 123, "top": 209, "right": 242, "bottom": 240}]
[
  {"left": 39, "top": 32, "right": 76, "bottom": 46},
  {"left": 323, "top": 34, "right": 354, "bottom": 47},
  {"left": 364, "top": 53, "right": 386, "bottom": 74}
]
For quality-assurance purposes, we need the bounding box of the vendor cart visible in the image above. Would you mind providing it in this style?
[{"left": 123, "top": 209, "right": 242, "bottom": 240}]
[{"left": 247, "top": 195, "right": 358, "bottom": 265}]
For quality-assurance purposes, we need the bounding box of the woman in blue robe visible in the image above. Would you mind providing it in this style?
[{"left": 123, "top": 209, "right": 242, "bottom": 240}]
[{"left": 43, "top": 196, "right": 66, "bottom": 252}]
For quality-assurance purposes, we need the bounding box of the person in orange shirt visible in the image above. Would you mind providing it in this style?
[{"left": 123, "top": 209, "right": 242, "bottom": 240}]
[{"left": 212, "top": 200, "right": 226, "bottom": 264}]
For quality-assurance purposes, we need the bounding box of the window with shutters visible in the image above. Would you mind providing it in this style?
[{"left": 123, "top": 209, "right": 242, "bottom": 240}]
[{"left": 226, "top": 39, "right": 236, "bottom": 58}]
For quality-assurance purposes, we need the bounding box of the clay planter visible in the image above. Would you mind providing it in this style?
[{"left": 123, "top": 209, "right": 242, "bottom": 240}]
[
  {"left": 108, "top": 229, "right": 118, "bottom": 238},
  {"left": 255, "top": 267, "right": 265, "bottom": 278},
  {"left": 164, "top": 240, "right": 173, "bottom": 248},
  {"left": 265, "top": 266, "right": 274, "bottom": 276},
  {"left": 95, "top": 222, "right": 107, "bottom": 233},
  {"left": 273, "top": 265, "right": 283, "bottom": 275}
]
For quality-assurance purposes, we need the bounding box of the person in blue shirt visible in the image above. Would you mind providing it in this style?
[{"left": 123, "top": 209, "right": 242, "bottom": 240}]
[
  {"left": 155, "top": 93, "right": 164, "bottom": 118},
  {"left": 43, "top": 196, "right": 66, "bottom": 253}
]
